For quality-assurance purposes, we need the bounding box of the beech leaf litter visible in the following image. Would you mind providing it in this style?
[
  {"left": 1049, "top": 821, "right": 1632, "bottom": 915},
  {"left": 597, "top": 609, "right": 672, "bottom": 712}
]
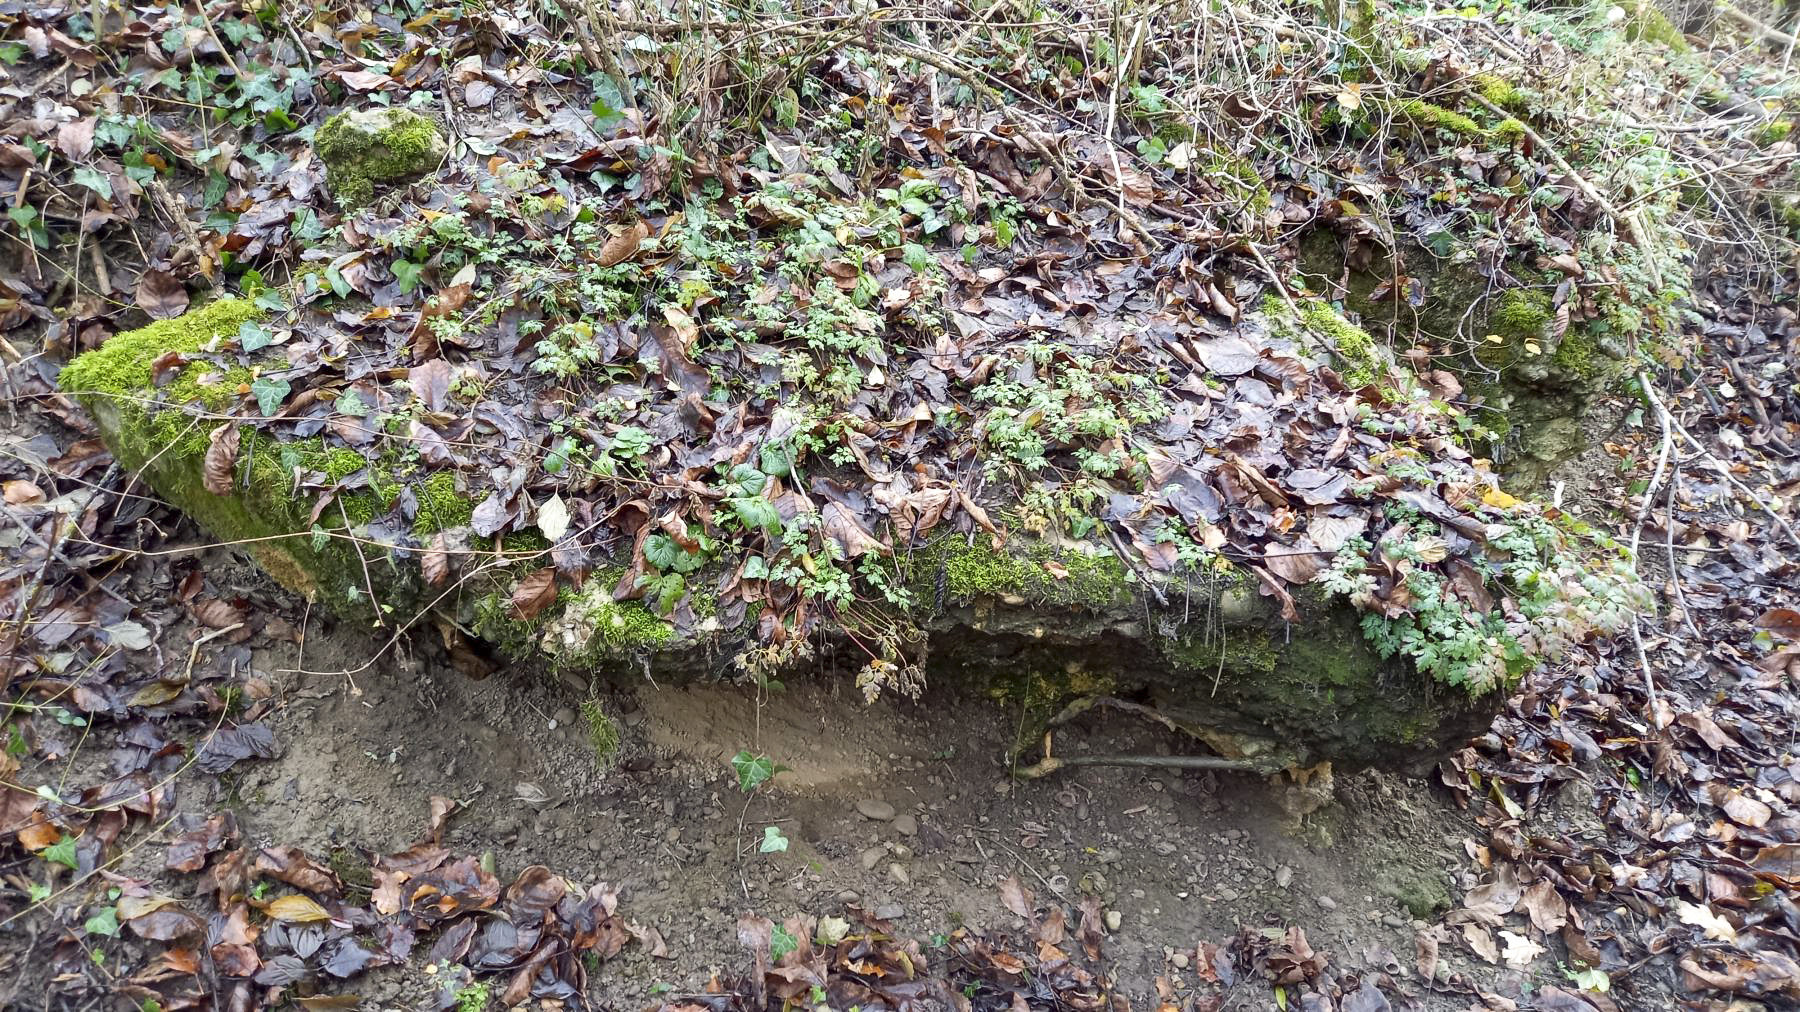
[{"left": 0, "top": 0, "right": 1795, "bottom": 1010}]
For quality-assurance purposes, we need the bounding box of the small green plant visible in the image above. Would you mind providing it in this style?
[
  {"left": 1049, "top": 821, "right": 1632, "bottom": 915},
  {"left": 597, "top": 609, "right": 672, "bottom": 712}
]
[
  {"left": 1320, "top": 504, "right": 1644, "bottom": 693},
  {"left": 731, "top": 750, "right": 787, "bottom": 792},
  {"left": 770, "top": 922, "right": 798, "bottom": 961},
  {"left": 453, "top": 981, "right": 492, "bottom": 1012},
  {"left": 581, "top": 699, "right": 620, "bottom": 763}
]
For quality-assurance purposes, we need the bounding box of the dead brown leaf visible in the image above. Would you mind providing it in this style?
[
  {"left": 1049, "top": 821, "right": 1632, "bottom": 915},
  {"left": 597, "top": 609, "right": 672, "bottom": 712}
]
[
  {"left": 203, "top": 423, "right": 239, "bottom": 495},
  {"left": 509, "top": 568, "right": 557, "bottom": 620}
]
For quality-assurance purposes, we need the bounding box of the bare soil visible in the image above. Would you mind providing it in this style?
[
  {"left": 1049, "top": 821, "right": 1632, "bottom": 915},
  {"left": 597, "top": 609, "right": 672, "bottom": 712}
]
[{"left": 162, "top": 565, "right": 1506, "bottom": 1010}]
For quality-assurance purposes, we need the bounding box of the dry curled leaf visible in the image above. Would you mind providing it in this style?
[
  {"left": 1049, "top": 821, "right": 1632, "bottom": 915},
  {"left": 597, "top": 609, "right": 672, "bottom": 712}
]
[
  {"left": 597, "top": 219, "right": 650, "bottom": 267},
  {"left": 998, "top": 875, "right": 1034, "bottom": 920},
  {"left": 422, "top": 532, "right": 450, "bottom": 587},
  {"left": 1677, "top": 901, "right": 1737, "bottom": 941},
  {"left": 203, "top": 423, "right": 239, "bottom": 495}
]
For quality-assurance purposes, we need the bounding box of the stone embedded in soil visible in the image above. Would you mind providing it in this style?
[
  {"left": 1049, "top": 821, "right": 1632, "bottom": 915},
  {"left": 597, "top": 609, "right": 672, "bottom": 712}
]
[
  {"left": 314, "top": 105, "right": 446, "bottom": 207},
  {"left": 856, "top": 799, "right": 897, "bottom": 821},
  {"left": 61, "top": 297, "right": 1526, "bottom": 773},
  {"left": 892, "top": 813, "right": 918, "bottom": 836}
]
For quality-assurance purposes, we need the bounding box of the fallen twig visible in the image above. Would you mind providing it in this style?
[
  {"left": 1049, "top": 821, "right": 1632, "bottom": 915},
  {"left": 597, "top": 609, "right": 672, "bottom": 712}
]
[{"left": 1011, "top": 752, "right": 1282, "bottom": 779}]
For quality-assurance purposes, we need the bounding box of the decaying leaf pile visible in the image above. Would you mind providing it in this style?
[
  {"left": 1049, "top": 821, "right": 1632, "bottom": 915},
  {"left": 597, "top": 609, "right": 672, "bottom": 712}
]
[{"left": 32, "top": 0, "right": 1752, "bottom": 700}]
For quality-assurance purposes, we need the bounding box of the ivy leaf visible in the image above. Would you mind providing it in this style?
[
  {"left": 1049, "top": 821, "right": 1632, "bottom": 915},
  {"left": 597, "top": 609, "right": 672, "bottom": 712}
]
[
  {"left": 238, "top": 321, "right": 274, "bottom": 352},
  {"left": 8, "top": 205, "right": 47, "bottom": 247},
  {"left": 323, "top": 263, "right": 351, "bottom": 298},
  {"left": 731, "top": 750, "right": 776, "bottom": 792},
  {"left": 83, "top": 907, "right": 120, "bottom": 937},
  {"left": 770, "top": 923, "right": 798, "bottom": 962},
  {"left": 334, "top": 389, "right": 368, "bottom": 417},
  {"left": 590, "top": 76, "right": 625, "bottom": 129},
  {"left": 41, "top": 834, "right": 77, "bottom": 871},
  {"left": 253, "top": 286, "right": 289, "bottom": 312},
  {"left": 71, "top": 165, "right": 112, "bottom": 200},
  {"left": 392, "top": 260, "right": 424, "bottom": 294},
  {"left": 544, "top": 437, "right": 574, "bottom": 475},
  {"left": 264, "top": 107, "right": 299, "bottom": 133},
  {"left": 251, "top": 376, "right": 290, "bottom": 416},
  {"left": 759, "top": 825, "right": 789, "bottom": 853}
]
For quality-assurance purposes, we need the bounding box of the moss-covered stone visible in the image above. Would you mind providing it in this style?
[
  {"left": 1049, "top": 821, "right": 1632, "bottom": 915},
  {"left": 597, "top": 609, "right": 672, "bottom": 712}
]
[
  {"left": 1623, "top": 0, "right": 1688, "bottom": 51},
  {"left": 413, "top": 470, "right": 474, "bottom": 535},
  {"left": 59, "top": 300, "right": 431, "bottom": 619},
  {"left": 1293, "top": 298, "right": 1385, "bottom": 387},
  {"left": 1489, "top": 289, "right": 1553, "bottom": 343},
  {"left": 534, "top": 582, "right": 678, "bottom": 667},
  {"left": 1379, "top": 864, "right": 1451, "bottom": 919},
  {"left": 315, "top": 106, "right": 447, "bottom": 209},
  {"left": 1205, "top": 153, "right": 1272, "bottom": 217},
  {"left": 925, "top": 536, "right": 1134, "bottom": 611},
  {"left": 64, "top": 308, "right": 1499, "bottom": 774},
  {"left": 1294, "top": 231, "right": 1630, "bottom": 484}
]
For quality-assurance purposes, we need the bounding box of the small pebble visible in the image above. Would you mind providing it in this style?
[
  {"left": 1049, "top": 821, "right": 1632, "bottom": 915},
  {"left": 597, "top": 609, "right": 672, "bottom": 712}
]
[
  {"left": 552, "top": 706, "right": 578, "bottom": 726},
  {"left": 859, "top": 846, "right": 885, "bottom": 871},
  {"left": 874, "top": 903, "right": 905, "bottom": 920},
  {"left": 1275, "top": 865, "right": 1293, "bottom": 888},
  {"left": 856, "top": 799, "right": 897, "bottom": 821},
  {"left": 1104, "top": 909, "right": 1122, "bottom": 932},
  {"left": 892, "top": 813, "right": 918, "bottom": 836},
  {"left": 1171, "top": 952, "right": 1190, "bottom": 969},
  {"left": 888, "top": 862, "right": 911, "bottom": 886}
]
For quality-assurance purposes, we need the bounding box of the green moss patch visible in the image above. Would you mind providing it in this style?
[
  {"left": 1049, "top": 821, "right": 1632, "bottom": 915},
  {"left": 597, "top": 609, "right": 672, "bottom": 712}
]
[{"left": 1292, "top": 299, "right": 1385, "bottom": 387}]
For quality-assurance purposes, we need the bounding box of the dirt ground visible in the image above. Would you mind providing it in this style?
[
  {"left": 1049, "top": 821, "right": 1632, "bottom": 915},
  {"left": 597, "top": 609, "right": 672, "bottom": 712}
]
[{"left": 135, "top": 554, "right": 1544, "bottom": 1011}]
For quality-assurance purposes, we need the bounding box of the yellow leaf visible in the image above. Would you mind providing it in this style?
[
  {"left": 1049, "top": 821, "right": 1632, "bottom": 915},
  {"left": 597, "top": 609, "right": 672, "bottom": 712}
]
[
  {"left": 267, "top": 894, "right": 331, "bottom": 923},
  {"left": 1481, "top": 488, "right": 1521, "bottom": 510},
  {"left": 1484, "top": 333, "right": 1505, "bottom": 344},
  {"left": 1524, "top": 341, "right": 1542, "bottom": 355}
]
